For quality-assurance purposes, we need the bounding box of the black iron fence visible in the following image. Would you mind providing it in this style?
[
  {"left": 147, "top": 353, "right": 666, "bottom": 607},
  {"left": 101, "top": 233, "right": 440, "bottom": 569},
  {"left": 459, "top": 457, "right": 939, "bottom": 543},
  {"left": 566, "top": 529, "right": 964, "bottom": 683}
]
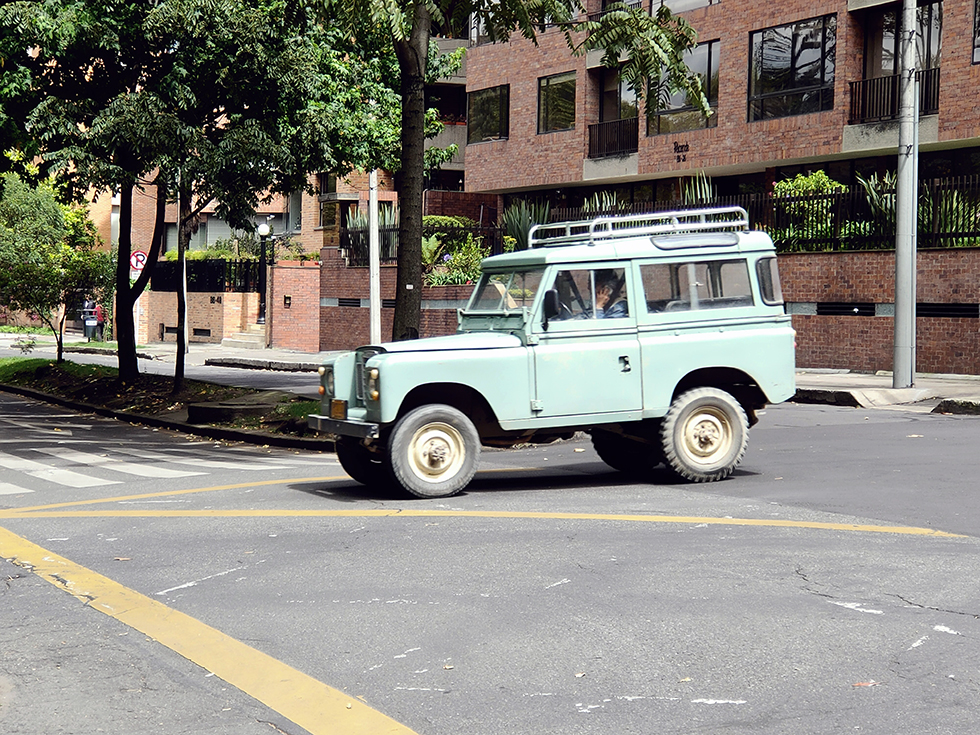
[
  {"left": 340, "top": 224, "right": 506, "bottom": 266},
  {"left": 551, "top": 175, "right": 980, "bottom": 252},
  {"left": 150, "top": 260, "right": 260, "bottom": 292}
]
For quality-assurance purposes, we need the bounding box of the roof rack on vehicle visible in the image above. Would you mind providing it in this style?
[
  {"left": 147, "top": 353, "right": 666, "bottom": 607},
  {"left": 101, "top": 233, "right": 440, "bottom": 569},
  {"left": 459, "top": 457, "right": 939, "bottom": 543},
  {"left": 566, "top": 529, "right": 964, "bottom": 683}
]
[{"left": 527, "top": 206, "right": 750, "bottom": 248}]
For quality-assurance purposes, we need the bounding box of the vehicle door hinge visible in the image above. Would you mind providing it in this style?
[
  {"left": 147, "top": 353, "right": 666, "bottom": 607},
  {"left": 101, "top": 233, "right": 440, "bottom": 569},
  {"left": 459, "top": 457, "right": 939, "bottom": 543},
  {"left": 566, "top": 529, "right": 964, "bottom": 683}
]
[{"left": 531, "top": 399, "right": 544, "bottom": 412}]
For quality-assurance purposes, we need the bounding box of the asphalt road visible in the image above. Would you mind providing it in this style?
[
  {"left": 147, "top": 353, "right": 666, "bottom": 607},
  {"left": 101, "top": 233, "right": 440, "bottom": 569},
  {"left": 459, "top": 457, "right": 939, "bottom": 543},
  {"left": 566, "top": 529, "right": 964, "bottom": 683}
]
[{"left": 2, "top": 393, "right": 979, "bottom": 735}]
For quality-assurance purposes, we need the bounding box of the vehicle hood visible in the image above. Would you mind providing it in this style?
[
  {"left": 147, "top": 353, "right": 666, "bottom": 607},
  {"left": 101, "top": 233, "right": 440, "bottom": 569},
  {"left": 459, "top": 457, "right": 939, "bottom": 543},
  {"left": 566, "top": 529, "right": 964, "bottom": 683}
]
[{"left": 377, "top": 331, "right": 523, "bottom": 354}]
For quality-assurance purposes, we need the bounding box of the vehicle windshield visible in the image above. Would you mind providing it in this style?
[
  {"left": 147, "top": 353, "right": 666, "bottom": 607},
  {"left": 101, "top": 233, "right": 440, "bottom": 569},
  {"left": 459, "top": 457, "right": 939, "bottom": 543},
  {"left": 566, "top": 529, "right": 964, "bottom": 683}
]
[{"left": 467, "top": 270, "right": 545, "bottom": 313}]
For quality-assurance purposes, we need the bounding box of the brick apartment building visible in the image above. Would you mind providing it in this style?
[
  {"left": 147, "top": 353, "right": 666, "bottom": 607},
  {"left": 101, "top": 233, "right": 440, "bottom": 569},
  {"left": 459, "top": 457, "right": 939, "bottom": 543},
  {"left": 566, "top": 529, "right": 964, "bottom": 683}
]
[{"left": 464, "top": 0, "right": 980, "bottom": 204}]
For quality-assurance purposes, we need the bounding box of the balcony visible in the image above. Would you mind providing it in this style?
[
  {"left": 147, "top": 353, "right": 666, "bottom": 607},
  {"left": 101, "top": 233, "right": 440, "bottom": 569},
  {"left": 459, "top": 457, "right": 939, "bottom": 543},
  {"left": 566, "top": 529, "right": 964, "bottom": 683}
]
[
  {"left": 848, "top": 67, "right": 940, "bottom": 125},
  {"left": 588, "top": 117, "right": 639, "bottom": 159}
]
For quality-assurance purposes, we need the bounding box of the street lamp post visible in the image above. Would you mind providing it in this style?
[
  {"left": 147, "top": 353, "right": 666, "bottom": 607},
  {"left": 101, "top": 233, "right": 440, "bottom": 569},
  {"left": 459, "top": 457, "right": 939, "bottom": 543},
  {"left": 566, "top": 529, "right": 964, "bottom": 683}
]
[{"left": 257, "top": 222, "right": 270, "bottom": 325}]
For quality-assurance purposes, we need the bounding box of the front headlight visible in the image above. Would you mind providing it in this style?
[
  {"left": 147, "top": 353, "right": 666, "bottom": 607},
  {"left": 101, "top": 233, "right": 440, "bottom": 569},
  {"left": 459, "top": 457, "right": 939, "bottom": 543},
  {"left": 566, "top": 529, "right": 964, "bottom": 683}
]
[
  {"left": 318, "top": 365, "right": 335, "bottom": 398},
  {"left": 366, "top": 367, "right": 379, "bottom": 401}
]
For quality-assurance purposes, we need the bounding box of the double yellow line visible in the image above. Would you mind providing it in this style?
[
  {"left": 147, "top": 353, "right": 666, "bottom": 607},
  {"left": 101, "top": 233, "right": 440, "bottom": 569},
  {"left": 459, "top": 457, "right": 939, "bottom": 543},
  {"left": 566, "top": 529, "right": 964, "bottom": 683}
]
[{"left": 0, "top": 474, "right": 963, "bottom": 735}]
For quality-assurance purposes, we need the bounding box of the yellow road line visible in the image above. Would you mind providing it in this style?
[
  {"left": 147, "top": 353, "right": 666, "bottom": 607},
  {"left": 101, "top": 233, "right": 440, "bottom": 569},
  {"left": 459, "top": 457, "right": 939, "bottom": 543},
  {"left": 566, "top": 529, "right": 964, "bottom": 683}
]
[
  {"left": 5, "top": 475, "right": 347, "bottom": 513},
  {"left": 0, "top": 507, "right": 963, "bottom": 536},
  {"left": 0, "top": 526, "right": 417, "bottom": 735}
]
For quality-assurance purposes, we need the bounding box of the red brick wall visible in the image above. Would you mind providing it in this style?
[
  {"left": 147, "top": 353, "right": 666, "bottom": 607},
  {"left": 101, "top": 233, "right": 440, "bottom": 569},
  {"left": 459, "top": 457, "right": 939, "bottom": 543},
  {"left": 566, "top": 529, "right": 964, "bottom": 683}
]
[
  {"left": 317, "top": 246, "right": 475, "bottom": 350},
  {"left": 781, "top": 249, "right": 980, "bottom": 374},
  {"left": 465, "top": 1, "right": 854, "bottom": 192},
  {"left": 937, "top": 0, "right": 980, "bottom": 144},
  {"left": 136, "top": 290, "right": 258, "bottom": 344},
  {"left": 424, "top": 190, "right": 502, "bottom": 224},
  {"left": 269, "top": 262, "right": 321, "bottom": 352}
]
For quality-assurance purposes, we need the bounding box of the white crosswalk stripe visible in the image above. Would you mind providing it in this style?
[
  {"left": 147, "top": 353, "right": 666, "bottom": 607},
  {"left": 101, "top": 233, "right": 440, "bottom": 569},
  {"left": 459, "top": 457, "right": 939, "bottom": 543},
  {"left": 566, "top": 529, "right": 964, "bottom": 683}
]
[
  {"left": 0, "top": 481, "right": 33, "bottom": 495},
  {"left": 0, "top": 451, "right": 121, "bottom": 487},
  {"left": 109, "top": 447, "right": 292, "bottom": 471},
  {"left": 31, "top": 448, "right": 207, "bottom": 479}
]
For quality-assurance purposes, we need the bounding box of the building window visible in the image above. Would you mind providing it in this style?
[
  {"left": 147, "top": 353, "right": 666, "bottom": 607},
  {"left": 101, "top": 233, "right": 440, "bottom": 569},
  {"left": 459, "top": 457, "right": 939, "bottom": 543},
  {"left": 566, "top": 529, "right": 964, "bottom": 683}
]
[
  {"left": 601, "top": 68, "right": 638, "bottom": 122},
  {"left": 648, "top": 39, "right": 719, "bottom": 135},
  {"left": 538, "top": 72, "right": 576, "bottom": 134},
  {"left": 975, "top": 0, "right": 980, "bottom": 63},
  {"left": 748, "top": 14, "right": 836, "bottom": 122},
  {"left": 467, "top": 85, "right": 510, "bottom": 143},
  {"left": 867, "top": 1, "right": 942, "bottom": 77}
]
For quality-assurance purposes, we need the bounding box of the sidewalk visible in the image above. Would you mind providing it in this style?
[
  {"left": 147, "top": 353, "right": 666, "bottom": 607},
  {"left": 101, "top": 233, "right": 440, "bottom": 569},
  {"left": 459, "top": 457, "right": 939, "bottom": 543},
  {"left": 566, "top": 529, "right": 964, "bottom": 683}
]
[
  {"left": 794, "top": 369, "right": 980, "bottom": 413},
  {"left": 5, "top": 332, "right": 980, "bottom": 414}
]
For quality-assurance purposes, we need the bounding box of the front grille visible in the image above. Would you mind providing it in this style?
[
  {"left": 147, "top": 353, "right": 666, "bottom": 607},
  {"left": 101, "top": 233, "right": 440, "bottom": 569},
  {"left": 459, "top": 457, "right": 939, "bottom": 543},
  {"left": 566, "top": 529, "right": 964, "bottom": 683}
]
[{"left": 354, "top": 347, "right": 381, "bottom": 403}]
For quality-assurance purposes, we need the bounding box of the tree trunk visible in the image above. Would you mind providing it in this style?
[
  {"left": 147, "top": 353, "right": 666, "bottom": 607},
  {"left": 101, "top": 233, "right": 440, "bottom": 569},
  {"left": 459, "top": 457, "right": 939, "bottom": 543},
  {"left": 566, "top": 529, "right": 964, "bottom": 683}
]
[
  {"left": 391, "top": 6, "right": 431, "bottom": 342},
  {"left": 172, "top": 184, "right": 191, "bottom": 393},
  {"left": 115, "top": 184, "right": 140, "bottom": 384},
  {"left": 116, "top": 178, "right": 168, "bottom": 385}
]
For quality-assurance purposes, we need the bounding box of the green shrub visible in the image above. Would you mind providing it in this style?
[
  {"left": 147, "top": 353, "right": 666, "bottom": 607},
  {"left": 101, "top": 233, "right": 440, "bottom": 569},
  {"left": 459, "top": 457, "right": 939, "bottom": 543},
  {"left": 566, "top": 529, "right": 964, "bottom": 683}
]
[{"left": 424, "top": 234, "right": 486, "bottom": 286}]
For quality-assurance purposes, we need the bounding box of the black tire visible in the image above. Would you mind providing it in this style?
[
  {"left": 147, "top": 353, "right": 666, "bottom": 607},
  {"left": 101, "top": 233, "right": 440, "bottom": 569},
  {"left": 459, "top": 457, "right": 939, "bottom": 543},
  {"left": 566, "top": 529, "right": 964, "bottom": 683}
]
[
  {"left": 660, "top": 387, "right": 748, "bottom": 482},
  {"left": 387, "top": 404, "right": 480, "bottom": 498},
  {"left": 336, "top": 438, "right": 387, "bottom": 486},
  {"left": 591, "top": 431, "right": 660, "bottom": 475}
]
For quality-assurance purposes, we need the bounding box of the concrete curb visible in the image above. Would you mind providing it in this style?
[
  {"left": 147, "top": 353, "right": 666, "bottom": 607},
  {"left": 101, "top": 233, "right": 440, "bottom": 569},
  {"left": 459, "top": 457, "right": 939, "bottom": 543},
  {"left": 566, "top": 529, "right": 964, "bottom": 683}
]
[
  {"left": 204, "top": 357, "right": 321, "bottom": 372},
  {"left": 0, "top": 383, "right": 336, "bottom": 452}
]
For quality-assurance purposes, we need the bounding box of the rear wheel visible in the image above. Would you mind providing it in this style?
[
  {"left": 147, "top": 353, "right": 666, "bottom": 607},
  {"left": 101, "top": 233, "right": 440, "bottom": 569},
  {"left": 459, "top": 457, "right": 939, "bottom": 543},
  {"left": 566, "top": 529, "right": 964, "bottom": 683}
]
[
  {"left": 336, "top": 438, "right": 387, "bottom": 486},
  {"left": 591, "top": 431, "right": 660, "bottom": 475},
  {"left": 387, "top": 404, "right": 480, "bottom": 498},
  {"left": 660, "top": 387, "right": 748, "bottom": 482}
]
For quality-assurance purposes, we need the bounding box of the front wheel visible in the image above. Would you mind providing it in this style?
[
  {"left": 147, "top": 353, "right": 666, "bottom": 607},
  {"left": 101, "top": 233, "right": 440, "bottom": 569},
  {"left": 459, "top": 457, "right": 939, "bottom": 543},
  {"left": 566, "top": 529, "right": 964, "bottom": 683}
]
[
  {"left": 387, "top": 404, "right": 480, "bottom": 498},
  {"left": 660, "top": 387, "right": 748, "bottom": 482},
  {"left": 336, "top": 438, "right": 387, "bottom": 486}
]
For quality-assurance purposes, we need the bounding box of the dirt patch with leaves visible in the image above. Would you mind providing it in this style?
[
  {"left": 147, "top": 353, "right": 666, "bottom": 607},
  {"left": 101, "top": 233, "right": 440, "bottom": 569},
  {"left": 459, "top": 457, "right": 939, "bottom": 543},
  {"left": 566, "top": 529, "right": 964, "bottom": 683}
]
[{"left": 0, "top": 357, "right": 320, "bottom": 437}]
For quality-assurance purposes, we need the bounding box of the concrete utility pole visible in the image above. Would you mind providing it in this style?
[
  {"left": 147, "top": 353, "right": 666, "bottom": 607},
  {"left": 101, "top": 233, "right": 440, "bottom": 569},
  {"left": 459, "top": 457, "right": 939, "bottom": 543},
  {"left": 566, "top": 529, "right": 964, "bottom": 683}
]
[
  {"left": 893, "top": 0, "right": 918, "bottom": 388},
  {"left": 368, "top": 170, "right": 382, "bottom": 345}
]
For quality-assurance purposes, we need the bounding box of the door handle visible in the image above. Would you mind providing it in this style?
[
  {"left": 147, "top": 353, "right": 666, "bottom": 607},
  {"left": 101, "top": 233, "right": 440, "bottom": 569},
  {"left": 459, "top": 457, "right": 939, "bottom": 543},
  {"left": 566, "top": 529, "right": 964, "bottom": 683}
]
[{"left": 619, "top": 355, "right": 631, "bottom": 372}]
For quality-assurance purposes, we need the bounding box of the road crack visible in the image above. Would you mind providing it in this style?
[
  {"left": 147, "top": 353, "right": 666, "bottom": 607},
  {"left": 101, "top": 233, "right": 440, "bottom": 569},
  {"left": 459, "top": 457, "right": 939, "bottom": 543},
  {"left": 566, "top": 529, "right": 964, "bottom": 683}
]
[{"left": 889, "top": 593, "right": 980, "bottom": 620}]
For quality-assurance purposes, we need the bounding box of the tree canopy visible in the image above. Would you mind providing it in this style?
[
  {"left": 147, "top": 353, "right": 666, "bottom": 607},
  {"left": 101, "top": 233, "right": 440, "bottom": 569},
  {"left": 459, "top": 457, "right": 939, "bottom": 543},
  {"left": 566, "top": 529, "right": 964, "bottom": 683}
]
[
  {"left": 0, "top": 172, "right": 113, "bottom": 361},
  {"left": 0, "top": 0, "right": 405, "bottom": 380},
  {"left": 305, "top": 0, "right": 708, "bottom": 340}
]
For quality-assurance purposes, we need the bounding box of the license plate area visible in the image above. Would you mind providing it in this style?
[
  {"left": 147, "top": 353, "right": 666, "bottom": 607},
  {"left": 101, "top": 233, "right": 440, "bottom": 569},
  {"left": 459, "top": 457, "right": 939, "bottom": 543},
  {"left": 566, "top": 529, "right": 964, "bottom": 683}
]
[{"left": 329, "top": 399, "right": 348, "bottom": 420}]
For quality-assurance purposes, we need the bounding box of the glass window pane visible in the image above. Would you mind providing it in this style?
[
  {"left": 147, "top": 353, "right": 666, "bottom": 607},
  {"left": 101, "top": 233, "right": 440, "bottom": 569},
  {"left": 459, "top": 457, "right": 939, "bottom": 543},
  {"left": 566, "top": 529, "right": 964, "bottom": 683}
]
[
  {"left": 538, "top": 72, "right": 576, "bottom": 133},
  {"left": 467, "top": 85, "right": 509, "bottom": 144},
  {"left": 648, "top": 40, "right": 718, "bottom": 135},
  {"left": 748, "top": 14, "right": 836, "bottom": 122},
  {"left": 469, "top": 270, "right": 543, "bottom": 312}
]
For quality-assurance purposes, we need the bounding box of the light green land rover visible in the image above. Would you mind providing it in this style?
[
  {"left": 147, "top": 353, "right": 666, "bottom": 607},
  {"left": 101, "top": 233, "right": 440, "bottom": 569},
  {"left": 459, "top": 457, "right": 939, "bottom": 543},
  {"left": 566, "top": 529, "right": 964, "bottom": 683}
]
[{"left": 308, "top": 207, "right": 796, "bottom": 498}]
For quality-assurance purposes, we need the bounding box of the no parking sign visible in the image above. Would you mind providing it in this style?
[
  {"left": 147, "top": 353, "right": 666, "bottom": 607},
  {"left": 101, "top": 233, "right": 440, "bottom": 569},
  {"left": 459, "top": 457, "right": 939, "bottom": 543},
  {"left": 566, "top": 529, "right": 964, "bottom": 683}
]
[{"left": 130, "top": 250, "right": 148, "bottom": 271}]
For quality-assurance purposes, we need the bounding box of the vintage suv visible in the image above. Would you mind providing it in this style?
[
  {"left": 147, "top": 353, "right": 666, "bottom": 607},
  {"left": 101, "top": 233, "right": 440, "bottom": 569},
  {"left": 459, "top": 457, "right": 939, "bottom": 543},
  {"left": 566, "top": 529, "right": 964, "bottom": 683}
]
[{"left": 308, "top": 207, "right": 796, "bottom": 498}]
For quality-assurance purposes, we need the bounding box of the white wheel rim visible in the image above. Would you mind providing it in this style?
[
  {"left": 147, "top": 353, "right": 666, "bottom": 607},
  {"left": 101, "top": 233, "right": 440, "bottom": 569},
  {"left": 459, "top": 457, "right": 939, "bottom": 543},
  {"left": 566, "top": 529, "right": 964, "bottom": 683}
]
[
  {"left": 408, "top": 422, "right": 466, "bottom": 483},
  {"left": 680, "top": 407, "right": 733, "bottom": 465}
]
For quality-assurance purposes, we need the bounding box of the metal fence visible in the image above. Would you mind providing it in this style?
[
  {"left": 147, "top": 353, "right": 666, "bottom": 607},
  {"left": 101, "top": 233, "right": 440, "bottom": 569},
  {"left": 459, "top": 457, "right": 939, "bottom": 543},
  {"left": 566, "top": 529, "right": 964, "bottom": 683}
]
[
  {"left": 551, "top": 175, "right": 980, "bottom": 252},
  {"left": 340, "top": 224, "right": 506, "bottom": 266},
  {"left": 150, "top": 260, "right": 260, "bottom": 292}
]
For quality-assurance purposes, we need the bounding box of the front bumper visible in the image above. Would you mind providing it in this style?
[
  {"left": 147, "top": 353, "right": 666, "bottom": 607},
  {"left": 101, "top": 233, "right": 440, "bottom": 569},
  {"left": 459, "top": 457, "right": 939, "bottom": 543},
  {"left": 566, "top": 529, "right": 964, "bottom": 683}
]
[{"left": 307, "top": 414, "right": 380, "bottom": 439}]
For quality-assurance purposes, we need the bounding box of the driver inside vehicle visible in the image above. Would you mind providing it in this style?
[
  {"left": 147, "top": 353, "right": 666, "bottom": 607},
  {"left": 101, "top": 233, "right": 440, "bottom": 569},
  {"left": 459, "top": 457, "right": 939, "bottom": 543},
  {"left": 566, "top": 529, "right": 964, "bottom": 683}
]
[
  {"left": 593, "top": 269, "right": 628, "bottom": 319},
  {"left": 551, "top": 268, "right": 628, "bottom": 320}
]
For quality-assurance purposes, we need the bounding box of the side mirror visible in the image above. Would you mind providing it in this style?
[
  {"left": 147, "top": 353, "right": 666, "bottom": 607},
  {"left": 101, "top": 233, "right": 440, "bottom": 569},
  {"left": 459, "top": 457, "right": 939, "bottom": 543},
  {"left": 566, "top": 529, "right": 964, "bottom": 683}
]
[{"left": 542, "top": 289, "right": 560, "bottom": 331}]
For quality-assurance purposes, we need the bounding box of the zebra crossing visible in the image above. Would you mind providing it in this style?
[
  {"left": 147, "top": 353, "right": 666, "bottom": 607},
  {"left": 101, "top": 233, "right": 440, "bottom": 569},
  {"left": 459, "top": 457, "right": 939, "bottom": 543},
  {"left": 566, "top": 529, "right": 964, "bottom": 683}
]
[{"left": 0, "top": 443, "right": 338, "bottom": 496}]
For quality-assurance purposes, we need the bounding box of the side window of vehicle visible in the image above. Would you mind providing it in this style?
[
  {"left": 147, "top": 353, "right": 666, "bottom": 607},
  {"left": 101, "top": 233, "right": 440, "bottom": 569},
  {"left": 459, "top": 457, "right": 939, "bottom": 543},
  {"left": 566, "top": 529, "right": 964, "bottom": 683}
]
[
  {"left": 551, "top": 268, "right": 630, "bottom": 321},
  {"left": 641, "top": 259, "right": 754, "bottom": 314}
]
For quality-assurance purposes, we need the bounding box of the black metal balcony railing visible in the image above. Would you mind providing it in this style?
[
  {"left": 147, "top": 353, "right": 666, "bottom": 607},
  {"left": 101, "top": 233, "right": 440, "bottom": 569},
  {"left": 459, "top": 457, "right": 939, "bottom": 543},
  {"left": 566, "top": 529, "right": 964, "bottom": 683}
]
[
  {"left": 150, "top": 260, "right": 260, "bottom": 293},
  {"left": 588, "top": 117, "right": 639, "bottom": 159},
  {"left": 848, "top": 67, "right": 940, "bottom": 125}
]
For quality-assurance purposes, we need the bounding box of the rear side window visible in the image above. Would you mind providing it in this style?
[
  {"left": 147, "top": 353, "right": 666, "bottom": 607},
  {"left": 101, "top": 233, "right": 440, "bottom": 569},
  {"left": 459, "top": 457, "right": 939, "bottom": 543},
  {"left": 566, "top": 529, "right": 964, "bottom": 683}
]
[
  {"left": 756, "top": 257, "right": 784, "bottom": 305},
  {"left": 641, "top": 259, "right": 754, "bottom": 313}
]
